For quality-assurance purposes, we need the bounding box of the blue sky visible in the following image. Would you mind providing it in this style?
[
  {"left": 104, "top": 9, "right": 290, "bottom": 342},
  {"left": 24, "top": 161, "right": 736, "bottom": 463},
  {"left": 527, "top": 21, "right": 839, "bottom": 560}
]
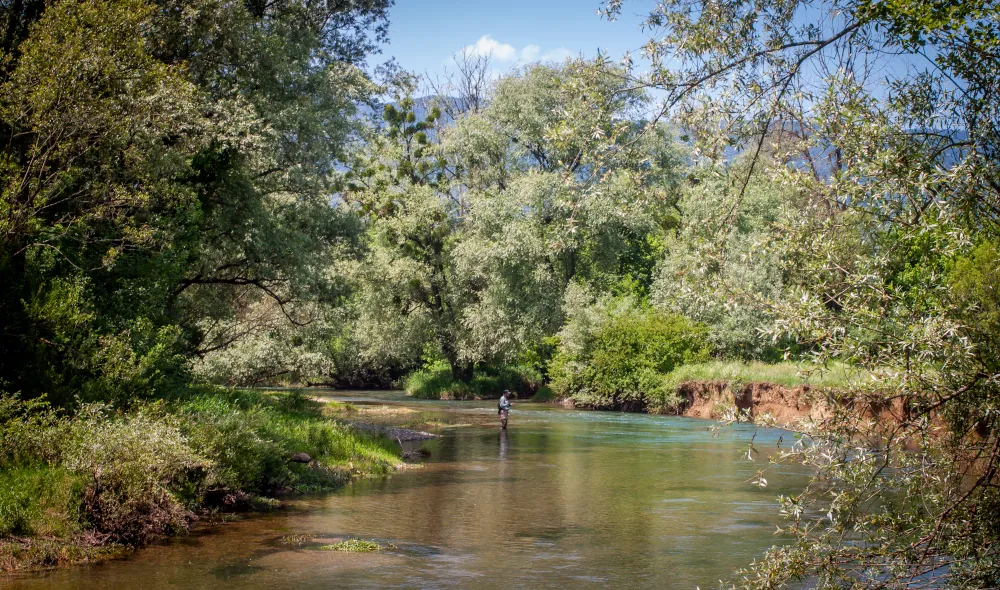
[{"left": 380, "top": 1, "right": 651, "bottom": 80}]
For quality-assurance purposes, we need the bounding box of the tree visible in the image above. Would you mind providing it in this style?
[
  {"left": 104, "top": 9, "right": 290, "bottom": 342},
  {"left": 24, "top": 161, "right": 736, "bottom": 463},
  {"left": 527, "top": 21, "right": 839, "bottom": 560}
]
[
  {"left": 0, "top": 0, "right": 203, "bottom": 402},
  {"left": 605, "top": 0, "right": 1000, "bottom": 586},
  {"left": 652, "top": 164, "right": 804, "bottom": 361},
  {"left": 0, "top": 0, "right": 390, "bottom": 403},
  {"left": 152, "top": 0, "right": 388, "bottom": 360},
  {"left": 428, "top": 47, "right": 495, "bottom": 119},
  {"left": 443, "top": 58, "right": 684, "bottom": 297},
  {"left": 343, "top": 59, "right": 687, "bottom": 383}
]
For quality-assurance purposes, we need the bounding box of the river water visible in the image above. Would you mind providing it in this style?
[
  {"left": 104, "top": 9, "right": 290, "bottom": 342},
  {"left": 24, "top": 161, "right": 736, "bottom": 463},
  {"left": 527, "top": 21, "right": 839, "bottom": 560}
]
[{"left": 5, "top": 392, "right": 808, "bottom": 589}]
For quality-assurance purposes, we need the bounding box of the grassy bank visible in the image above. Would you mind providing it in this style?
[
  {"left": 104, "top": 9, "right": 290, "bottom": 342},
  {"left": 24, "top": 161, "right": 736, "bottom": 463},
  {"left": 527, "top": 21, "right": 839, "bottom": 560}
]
[
  {"left": 662, "top": 360, "right": 859, "bottom": 390},
  {"left": 556, "top": 360, "right": 861, "bottom": 413},
  {"left": 0, "top": 389, "right": 401, "bottom": 572}
]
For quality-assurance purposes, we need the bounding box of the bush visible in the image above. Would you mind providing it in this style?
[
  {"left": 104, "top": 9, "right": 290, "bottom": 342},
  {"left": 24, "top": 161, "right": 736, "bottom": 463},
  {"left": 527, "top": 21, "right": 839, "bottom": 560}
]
[
  {"left": 405, "top": 362, "right": 541, "bottom": 399},
  {"left": 62, "top": 404, "right": 209, "bottom": 544},
  {"left": 531, "top": 386, "right": 555, "bottom": 402},
  {"left": 175, "top": 389, "right": 399, "bottom": 494},
  {"left": 0, "top": 394, "right": 204, "bottom": 545},
  {"left": 549, "top": 304, "right": 709, "bottom": 411},
  {"left": 0, "top": 389, "right": 401, "bottom": 568}
]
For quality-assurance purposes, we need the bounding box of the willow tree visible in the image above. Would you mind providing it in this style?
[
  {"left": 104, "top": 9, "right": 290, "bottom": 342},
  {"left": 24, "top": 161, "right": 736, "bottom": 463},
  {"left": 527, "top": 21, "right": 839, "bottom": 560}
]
[
  {"left": 342, "top": 59, "right": 686, "bottom": 382},
  {"left": 444, "top": 59, "right": 686, "bottom": 369},
  {"left": 604, "top": 0, "right": 1000, "bottom": 586}
]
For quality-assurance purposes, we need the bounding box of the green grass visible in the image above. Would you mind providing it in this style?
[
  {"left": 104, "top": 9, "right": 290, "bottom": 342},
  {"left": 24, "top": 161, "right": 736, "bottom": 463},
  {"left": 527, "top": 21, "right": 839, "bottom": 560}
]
[
  {"left": 176, "top": 389, "right": 400, "bottom": 493},
  {"left": 0, "top": 468, "right": 82, "bottom": 538},
  {"left": 663, "top": 360, "right": 861, "bottom": 390}
]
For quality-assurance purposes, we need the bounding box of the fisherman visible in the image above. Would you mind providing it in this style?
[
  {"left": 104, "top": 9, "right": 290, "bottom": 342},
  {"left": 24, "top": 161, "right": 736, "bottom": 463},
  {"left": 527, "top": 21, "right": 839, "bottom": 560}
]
[{"left": 498, "top": 390, "right": 513, "bottom": 429}]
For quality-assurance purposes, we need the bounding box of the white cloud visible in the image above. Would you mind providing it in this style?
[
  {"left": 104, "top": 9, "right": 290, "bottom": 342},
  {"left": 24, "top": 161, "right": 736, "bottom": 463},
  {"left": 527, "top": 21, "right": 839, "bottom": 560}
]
[
  {"left": 466, "top": 35, "right": 517, "bottom": 61},
  {"left": 455, "top": 37, "right": 576, "bottom": 66},
  {"left": 540, "top": 47, "right": 574, "bottom": 63},
  {"left": 520, "top": 45, "right": 541, "bottom": 61}
]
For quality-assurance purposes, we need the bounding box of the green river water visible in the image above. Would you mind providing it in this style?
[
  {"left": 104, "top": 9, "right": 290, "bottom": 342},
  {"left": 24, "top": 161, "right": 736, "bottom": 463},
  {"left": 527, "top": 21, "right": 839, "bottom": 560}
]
[{"left": 4, "top": 391, "right": 809, "bottom": 589}]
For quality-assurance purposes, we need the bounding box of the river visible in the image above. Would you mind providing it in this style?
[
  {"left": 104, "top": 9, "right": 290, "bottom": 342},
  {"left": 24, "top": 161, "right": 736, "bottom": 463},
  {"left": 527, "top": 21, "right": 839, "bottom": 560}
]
[{"left": 4, "top": 391, "right": 808, "bottom": 589}]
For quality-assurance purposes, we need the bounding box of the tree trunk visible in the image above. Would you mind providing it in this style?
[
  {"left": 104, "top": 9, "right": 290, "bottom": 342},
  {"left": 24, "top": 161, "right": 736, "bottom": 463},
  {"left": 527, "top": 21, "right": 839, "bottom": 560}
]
[
  {"left": 442, "top": 341, "right": 473, "bottom": 382},
  {"left": 450, "top": 359, "right": 474, "bottom": 383}
]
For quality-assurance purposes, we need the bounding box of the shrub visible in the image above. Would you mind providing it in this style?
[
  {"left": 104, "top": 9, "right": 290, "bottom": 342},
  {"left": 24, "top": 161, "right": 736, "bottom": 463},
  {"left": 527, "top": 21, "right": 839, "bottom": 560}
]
[
  {"left": 549, "top": 303, "right": 709, "bottom": 411},
  {"left": 531, "top": 386, "right": 555, "bottom": 402},
  {"left": 0, "top": 394, "right": 206, "bottom": 545},
  {"left": 0, "top": 389, "right": 401, "bottom": 567},
  {"left": 405, "top": 362, "right": 541, "bottom": 399},
  {"left": 0, "top": 394, "right": 65, "bottom": 467},
  {"left": 61, "top": 404, "right": 210, "bottom": 544},
  {"left": 174, "top": 389, "right": 399, "bottom": 494}
]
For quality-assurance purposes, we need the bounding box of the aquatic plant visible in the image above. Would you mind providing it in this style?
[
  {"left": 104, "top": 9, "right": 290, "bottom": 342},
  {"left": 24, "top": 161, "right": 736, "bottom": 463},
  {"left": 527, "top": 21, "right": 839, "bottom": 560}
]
[{"left": 320, "top": 539, "right": 382, "bottom": 552}]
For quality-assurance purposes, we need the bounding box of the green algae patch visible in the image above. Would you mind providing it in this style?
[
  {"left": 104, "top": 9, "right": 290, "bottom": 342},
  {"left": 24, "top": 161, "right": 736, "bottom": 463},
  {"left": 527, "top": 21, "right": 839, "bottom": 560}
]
[
  {"left": 319, "top": 539, "right": 382, "bottom": 552},
  {"left": 278, "top": 534, "right": 312, "bottom": 546}
]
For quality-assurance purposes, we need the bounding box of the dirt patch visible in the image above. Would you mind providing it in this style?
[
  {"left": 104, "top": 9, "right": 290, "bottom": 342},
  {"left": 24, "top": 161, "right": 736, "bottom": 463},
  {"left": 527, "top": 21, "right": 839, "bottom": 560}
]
[
  {"left": 673, "top": 381, "right": 830, "bottom": 425},
  {"left": 676, "top": 380, "right": 732, "bottom": 419},
  {"left": 744, "top": 382, "right": 830, "bottom": 424}
]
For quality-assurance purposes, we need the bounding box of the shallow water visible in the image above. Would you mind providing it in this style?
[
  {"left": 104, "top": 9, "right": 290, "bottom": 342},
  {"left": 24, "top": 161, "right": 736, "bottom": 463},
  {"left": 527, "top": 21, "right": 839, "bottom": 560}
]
[{"left": 5, "top": 392, "right": 808, "bottom": 589}]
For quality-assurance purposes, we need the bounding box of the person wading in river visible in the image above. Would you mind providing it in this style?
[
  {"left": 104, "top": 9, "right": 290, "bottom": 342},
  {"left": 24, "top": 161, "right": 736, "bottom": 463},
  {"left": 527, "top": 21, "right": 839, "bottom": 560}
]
[{"left": 498, "top": 390, "right": 512, "bottom": 429}]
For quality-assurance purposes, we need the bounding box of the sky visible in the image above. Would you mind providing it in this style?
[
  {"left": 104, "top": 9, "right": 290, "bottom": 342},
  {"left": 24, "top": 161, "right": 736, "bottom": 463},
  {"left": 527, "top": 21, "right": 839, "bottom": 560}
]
[{"left": 380, "top": 0, "right": 651, "bottom": 83}]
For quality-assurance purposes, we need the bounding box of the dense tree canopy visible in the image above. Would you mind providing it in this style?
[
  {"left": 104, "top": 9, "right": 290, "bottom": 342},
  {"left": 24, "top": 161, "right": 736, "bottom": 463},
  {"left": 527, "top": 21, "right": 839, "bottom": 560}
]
[
  {"left": 3, "top": 0, "right": 1000, "bottom": 586},
  {"left": 0, "top": 0, "right": 388, "bottom": 402},
  {"left": 333, "top": 60, "right": 686, "bottom": 383}
]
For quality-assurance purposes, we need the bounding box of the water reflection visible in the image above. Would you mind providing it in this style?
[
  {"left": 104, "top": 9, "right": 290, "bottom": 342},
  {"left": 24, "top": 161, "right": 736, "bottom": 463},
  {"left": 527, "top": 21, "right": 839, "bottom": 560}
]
[{"left": 499, "top": 429, "right": 509, "bottom": 460}]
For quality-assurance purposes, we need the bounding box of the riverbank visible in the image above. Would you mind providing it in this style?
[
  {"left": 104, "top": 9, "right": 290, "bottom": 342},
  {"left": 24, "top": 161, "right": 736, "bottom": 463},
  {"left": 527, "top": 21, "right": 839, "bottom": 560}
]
[
  {"left": 0, "top": 389, "right": 403, "bottom": 573},
  {"left": 556, "top": 360, "right": 901, "bottom": 428},
  {"left": 551, "top": 379, "right": 827, "bottom": 425},
  {"left": 2, "top": 394, "right": 804, "bottom": 590},
  {"left": 398, "top": 360, "right": 862, "bottom": 425}
]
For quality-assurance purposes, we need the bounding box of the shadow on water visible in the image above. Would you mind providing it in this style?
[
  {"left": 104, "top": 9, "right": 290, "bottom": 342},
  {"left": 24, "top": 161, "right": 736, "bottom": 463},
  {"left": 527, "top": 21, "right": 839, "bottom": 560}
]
[{"left": 4, "top": 395, "right": 810, "bottom": 590}]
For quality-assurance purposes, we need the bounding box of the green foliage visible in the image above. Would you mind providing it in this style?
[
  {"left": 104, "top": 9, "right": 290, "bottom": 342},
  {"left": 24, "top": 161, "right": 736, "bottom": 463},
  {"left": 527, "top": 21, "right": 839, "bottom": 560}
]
[
  {"left": 0, "top": 0, "right": 387, "bottom": 403},
  {"left": 549, "top": 292, "right": 710, "bottom": 411},
  {"left": 0, "top": 468, "right": 82, "bottom": 538},
  {"left": 0, "top": 394, "right": 207, "bottom": 545},
  {"left": 342, "top": 59, "right": 687, "bottom": 386},
  {"left": 0, "top": 0, "right": 201, "bottom": 402},
  {"left": 652, "top": 167, "right": 803, "bottom": 361},
  {"left": 949, "top": 240, "right": 1000, "bottom": 373},
  {"left": 0, "top": 389, "right": 399, "bottom": 563},
  {"left": 405, "top": 361, "right": 541, "bottom": 400},
  {"left": 175, "top": 389, "right": 399, "bottom": 493},
  {"left": 6, "top": 0, "right": 998, "bottom": 583},
  {"left": 64, "top": 405, "right": 209, "bottom": 544},
  {"left": 609, "top": 0, "right": 1000, "bottom": 584},
  {"left": 530, "top": 386, "right": 555, "bottom": 402}
]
